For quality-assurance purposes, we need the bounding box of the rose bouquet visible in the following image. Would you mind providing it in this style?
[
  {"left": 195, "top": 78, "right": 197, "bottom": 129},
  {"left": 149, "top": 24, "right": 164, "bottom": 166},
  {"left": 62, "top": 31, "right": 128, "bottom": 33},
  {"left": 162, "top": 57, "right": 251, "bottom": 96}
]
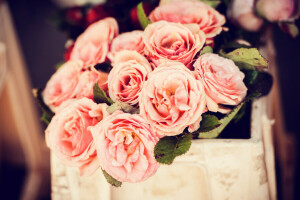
[{"left": 35, "top": 0, "right": 273, "bottom": 186}]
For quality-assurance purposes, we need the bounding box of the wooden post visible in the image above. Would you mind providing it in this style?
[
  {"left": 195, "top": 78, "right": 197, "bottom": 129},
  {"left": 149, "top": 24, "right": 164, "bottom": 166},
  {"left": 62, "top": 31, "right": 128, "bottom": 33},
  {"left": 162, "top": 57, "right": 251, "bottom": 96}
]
[{"left": 0, "top": 2, "right": 50, "bottom": 199}]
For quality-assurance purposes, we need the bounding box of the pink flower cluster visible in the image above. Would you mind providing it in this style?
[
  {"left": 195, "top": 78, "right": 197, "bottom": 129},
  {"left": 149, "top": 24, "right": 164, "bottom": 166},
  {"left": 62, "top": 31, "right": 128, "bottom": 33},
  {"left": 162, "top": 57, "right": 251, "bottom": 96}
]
[{"left": 43, "top": 1, "right": 247, "bottom": 183}]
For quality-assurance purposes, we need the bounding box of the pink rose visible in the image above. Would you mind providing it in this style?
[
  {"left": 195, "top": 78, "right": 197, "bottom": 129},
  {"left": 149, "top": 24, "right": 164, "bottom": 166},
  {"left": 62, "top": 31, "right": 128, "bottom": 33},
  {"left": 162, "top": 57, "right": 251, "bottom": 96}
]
[
  {"left": 228, "top": 0, "right": 264, "bottom": 32},
  {"left": 149, "top": 0, "right": 225, "bottom": 40},
  {"left": 108, "top": 31, "right": 145, "bottom": 61},
  {"left": 139, "top": 62, "right": 206, "bottom": 136},
  {"left": 256, "top": 0, "right": 296, "bottom": 22},
  {"left": 43, "top": 60, "right": 107, "bottom": 111},
  {"left": 46, "top": 98, "right": 109, "bottom": 176},
  {"left": 143, "top": 21, "right": 205, "bottom": 67},
  {"left": 194, "top": 53, "right": 247, "bottom": 113},
  {"left": 74, "top": 68, "right": 108, "bottom": 100},
  {"left": 90, "top": 111, "right": 160, "bottom": 182},
  {"left": 70, "top": 17, "right": 118, "bottom": 67},
  {"left": 108, "top": 50, "right": 152, "bottom": 105}
]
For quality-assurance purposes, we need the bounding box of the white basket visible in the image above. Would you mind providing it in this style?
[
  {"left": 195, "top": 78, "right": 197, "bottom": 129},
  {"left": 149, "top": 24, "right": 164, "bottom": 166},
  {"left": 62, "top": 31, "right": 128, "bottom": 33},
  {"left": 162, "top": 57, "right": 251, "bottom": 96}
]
[{"left": 51, "top": 98, "right": 272, "bottom": 200}]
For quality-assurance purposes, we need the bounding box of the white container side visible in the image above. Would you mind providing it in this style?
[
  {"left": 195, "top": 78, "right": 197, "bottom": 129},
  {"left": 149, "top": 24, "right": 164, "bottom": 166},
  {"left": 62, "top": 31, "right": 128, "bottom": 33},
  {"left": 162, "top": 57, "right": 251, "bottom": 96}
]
[{"left": 50, "top": 98, "right": 271, "bottom": 200}]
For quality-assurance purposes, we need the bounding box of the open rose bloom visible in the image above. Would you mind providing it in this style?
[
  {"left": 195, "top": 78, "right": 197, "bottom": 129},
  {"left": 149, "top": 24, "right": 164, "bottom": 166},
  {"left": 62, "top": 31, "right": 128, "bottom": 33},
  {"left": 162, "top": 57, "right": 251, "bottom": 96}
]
[
  {"left": 46, "top": 98, "right": 109, "bottom": 176},
  {"left": 143, "top": 21, "right": 206, "bottom": 67},
  {"left": 90, "top": 111, "right": 160, "bottom": 182},
  {"left": 39, "top": 0, "right": 274, "bottom": 185},
  {"left": 194, "top": 53, "right": 247, "bottom": 113},
  {"left": 108, "top": 50, "right": 152, "bottom": 105},
  {"left": 139, "top": 62, "right": 206, "bottom": 136},
  {"left": 108, "top": 30, "right": 145, "bottom": 61},
  {"left": 43, "top": 60, "right": 108, "bottom": 112},
  {"left": 70, "top": 17, "right": 119, "bottom": 67},
  {"left": 149, "top": 0, "right": 226, "bottom": 42}
]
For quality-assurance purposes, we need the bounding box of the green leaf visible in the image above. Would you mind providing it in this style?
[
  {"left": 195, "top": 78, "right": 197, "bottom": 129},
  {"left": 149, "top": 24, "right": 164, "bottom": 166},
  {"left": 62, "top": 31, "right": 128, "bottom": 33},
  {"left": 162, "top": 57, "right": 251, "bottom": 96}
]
[
  {"left": 197, "top": 102, "right": 245, "bottom": 139},
  {"left": 173, "top": 134, "right": 192, "bottom": 157},
  {"left": 200, "top": 46, "right": 213, "bottom": 55},
  {"left": 200, "top": 0, "right": 221, "bottom": 8},
  {"left": 278, "top": 22, "right": 299, "bottom": 39},
  {"left": 197, "top": 114, "right": 221, "bottom": 132},
  {"left": 107, "top": 101, "right": 139, "bottom": 114},
  {"left": 243, "top": 70, "right": 273, "bottom": 98},
  {"left": 137, "top": 2, "right": 151, "bottom": 29},
  {"left": 220, "top": 41, "right": 251, "bottom": 52},
  {"left": 94, "top": 62, "right": 112, "bottom": 73},
  {"left": 219, "top": 48, "right": 268, "bottom": 71},
  {"left": 93, "top": 83, "right": 114, "bottom": 105},
  {"left": 55, "top": 61, "right": 64, "bottom": 70},
  {"left": 102, "top": 170, "right": 122, "bottom": 187},
  {"left": 154, "top": 134, "right": 192, "bottom": 165},
  {"left": 32, "top": 88, "right": 54, "bottom": 124},
  {"left": 232, "top": 103, "right": 248, "bottom": 123},
  {"left": 41, "top": 112, "right": 52, "bottom": 125}
]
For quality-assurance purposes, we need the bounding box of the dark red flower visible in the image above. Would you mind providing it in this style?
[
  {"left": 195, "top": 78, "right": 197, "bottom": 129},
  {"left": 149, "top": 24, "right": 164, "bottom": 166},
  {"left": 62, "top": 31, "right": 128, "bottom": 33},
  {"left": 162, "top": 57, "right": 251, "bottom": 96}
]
[
  {"left": 85, "top": 5, "right": 114, "bottom": 27},
  {"left": 65, "top": 7, "right": 83, "bottom": 25}
]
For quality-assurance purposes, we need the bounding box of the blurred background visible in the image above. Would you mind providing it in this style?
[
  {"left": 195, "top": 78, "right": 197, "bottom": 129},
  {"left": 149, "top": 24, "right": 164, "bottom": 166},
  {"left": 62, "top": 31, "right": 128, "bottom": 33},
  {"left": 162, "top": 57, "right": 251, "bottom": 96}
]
[{"left": 0, "top": 0, "right": 300, "bottom": 199}]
